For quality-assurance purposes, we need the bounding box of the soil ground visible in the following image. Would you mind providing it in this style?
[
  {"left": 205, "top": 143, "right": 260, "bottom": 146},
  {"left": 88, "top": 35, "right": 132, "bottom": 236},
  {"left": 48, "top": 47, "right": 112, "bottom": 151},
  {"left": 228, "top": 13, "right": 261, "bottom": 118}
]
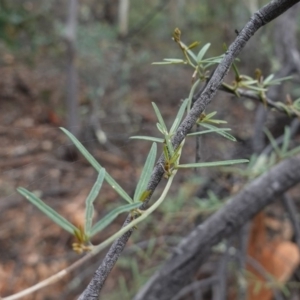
[{"left": 0, "top": 57, "right": 297, "bottom": 299}]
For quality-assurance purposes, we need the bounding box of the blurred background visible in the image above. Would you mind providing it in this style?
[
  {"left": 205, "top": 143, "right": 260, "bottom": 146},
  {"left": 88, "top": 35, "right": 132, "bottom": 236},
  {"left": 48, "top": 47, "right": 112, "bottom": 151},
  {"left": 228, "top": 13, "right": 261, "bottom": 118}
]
[{"left": 1, "top": 0, "right": 300, "bottom": 299}]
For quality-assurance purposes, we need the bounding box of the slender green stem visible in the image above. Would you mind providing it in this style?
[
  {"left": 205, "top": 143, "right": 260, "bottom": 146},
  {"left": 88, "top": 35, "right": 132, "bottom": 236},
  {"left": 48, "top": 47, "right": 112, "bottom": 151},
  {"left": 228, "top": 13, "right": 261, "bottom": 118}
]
[
  {"left": 2, "top": 171, "right": 177, "bottom": 300},
  {"left": 91, "top": 170, "right": 177, "bottom": 255}
]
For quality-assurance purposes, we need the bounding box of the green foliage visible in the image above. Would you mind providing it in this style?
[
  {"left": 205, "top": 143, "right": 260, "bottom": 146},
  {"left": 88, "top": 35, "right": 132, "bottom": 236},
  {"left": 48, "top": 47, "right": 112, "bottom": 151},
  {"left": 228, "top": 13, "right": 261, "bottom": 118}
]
[
  {"left": 154, "top": 28, "right": 292, "bottom": 114},
  {"left": 7, "top": 4, "right": 300, "bottom": 299},
  {"left": 153, "top": 28, "right": 223, "bottom": 81},
  {"left": 195, "top": 190, "right": 224, "bottom": 213},
  {"left": 177, "top": 159, "right": 249, "bottom": 169},
  {"left": 187, "top": 127, "right": 232, "bottom": 137},
  {"left": 85, "top": 169, "right": 106, "bottom": 237},
  {"left": 284, "top": 96, "right": 300, "bottom": 117},
  {"left": 61, "top": 128, "right": 133, "bottom": 204},
  {"left": 169, "top": 98, "right": 189, "bottom": 134},
  {"left": 17, "top": 187, "right": 78, "bottom": 235},
  {"left": 16, "top": 28, "right": 258, "bottom": 258},
  {"left": 131, "top": 91, "right": 248, "bottom": 180},
  {"left": 133, "top": 143, "right": 157, "bottom": 202},
  {"left": 224, "top": 126, "right": 300, "bottom": 180},
  {"left": 198, "top": 123, "right": 236, "bottom": 141},
  {"left": 90, "top": 202, "right": 141, "bottom": 238},
  {"left": 198, "top": 111, "right": 227, "bottom": 124},
  {"left": 17, "top": 166, "right": 140, "bottom": 253},
  {"left": 0, "top": 1, "right": 56, "bottom": 54},
  {"left": 264, "top": 127, "right": 300, "bottom": 159},
  {"left": 222, "top": 68, "right": 292, "bottom": 104},
  {"left": 130, "top": 136, "right": 164, "bottom": 143},
  {"left": 130, "top": 99, "right": 188, "bottom": 145}
]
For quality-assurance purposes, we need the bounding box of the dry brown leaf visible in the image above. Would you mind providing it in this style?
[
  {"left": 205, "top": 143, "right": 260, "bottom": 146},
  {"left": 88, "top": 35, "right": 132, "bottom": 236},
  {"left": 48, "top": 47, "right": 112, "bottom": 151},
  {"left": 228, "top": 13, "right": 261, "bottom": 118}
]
[{"left": 247, "top": 212, "right": 300, "bottom": 300}]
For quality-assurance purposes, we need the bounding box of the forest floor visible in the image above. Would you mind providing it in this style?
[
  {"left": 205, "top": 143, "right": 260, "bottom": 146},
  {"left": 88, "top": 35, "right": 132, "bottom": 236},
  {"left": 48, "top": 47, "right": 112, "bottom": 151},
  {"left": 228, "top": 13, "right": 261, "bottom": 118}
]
[{"left": 0, "top": 56, "right": 298, "bottom": 300}]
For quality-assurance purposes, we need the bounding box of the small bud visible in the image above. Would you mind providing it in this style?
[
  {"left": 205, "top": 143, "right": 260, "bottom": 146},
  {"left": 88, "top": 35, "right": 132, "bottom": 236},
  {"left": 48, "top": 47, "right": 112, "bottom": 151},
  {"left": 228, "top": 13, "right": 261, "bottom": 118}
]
[{"left": 173, "top": 28, "right": 181, "bottom": 43}]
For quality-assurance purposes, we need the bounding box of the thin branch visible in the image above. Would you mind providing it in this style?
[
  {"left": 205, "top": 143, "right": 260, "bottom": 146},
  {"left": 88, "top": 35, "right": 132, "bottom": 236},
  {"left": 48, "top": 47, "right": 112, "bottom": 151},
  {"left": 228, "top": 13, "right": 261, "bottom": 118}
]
[
  {"left": 220, "top": 86, "right": 296, "bottom": 115},
  {"left": 1, "top": 252, "right": 94, "bottom": 300},
  {"left": 252, "top": 3, "right": 300, "bottom": 152},
  {"left": 170, "top": 276, "right": 217, "bottom": 300},
  {"left": 79, "top": 0, "right": 300, "bottom": 298},
  {"left": 134, "top": 155, "right": 300, "bottom": 299},
  {"left": 3, "top": 170, "right": 176, "bottom": 300}
]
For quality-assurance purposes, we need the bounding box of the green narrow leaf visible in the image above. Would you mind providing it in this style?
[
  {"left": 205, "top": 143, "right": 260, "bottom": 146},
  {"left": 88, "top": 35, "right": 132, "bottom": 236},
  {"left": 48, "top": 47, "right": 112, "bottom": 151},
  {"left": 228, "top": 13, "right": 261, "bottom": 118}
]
[
  {"left": 152, "top": 58, "right": 187, "bottom": 65},
  {"left": 134, "top": 143, "right": 157, "bottom": 202},
  {"left": 17, "top": 187, "right": 77, "bottom": 235},
  {"left": 187, "top": 41, "right": 200, "bottom": 50},
  {"left": 202, "top": 54, "right": 224, "bottom": 63},
  {"left": 263, "top": 74, "right": 274, "bottom": 84},
  {"left": 263, "top": 128, "right": 282, "bottom": 157},
  {"left": 177, "top": 159, "right": 249, "bottom": 168},
  {"left": 200, "top": 123, "right": 236, "bottom": 141},
  {"left": 265, "top": 76, "right": 293, "bottom": 86},
  {"left": 165, "top": 136, "right": 174, "bottom": 157},
  {"left": 163, "top": 143, "right": 170, "bottom": 161},
  {"left": 241, "top": 80, "right": 258, "bottom": 85},
  {"left": 203, "top": 61, "right": 223, "bottom": 69},
  {"left": 152, "top": 103, "right": 168, "bottom": 133},
  {"left": 163, "top": 58, "right": 185, "bottom": 63},
  {"left": 204, "top": 111, "right": 217, "bottom": 120},
  {"left": 85, "top": 168, "right": 106, "bottom": 237},
  {"left": 186, "top": 48, "right": 198, "bottom": 64},
  {"left": 139, "top": 190, "right": 151, "bottom": 202},
  {"left": 275, "top": 75, "right": 293, "bottom": 82},
  {"left": 90, "top": 202, "right": 141, "bottom": 237},
  {"left": 130, "top": 136, "right": 164, "bottom": 143},
  {"left": 293, "top": 98, "right": 300, "bottom": 110},
  {"left": 284, "top": 145, "right": 300, "bottom": 158},
  {"left": 169, "top": 144, "right": 182, "bottom": 164},
  {"left": 245, "top": 85, "right": 267, "bottom": 92},
  {"left": 60, "top": 128, "right": 133, "bottom": 204},
  {"left": 246, "top": 154, "right": 259, "bottom": 170},
  {"left": 156, "top": 123, "right": 165, "bottom": 134},
  {"left": 275, "top": 102, "right": 291, "bottom": 116},
  {"left": 268, "top": 152, "right": 277, "bottom": 167},
  {"left": 169, "top": 99, "right": 189, "bottom": 134},
  {"left": 197, "top": 43, "right": 211, "bottom": 62},
  {"left": 241, "top": 75, "right": 253, "bottom": 80},
  {"left": 188, "top": 79, "right": 200, "bottom": 110},
  {"left": 187, "top": 128, "right": 231, "bottom": 136},
  {"left": 152, "top": 62, "right": 177, "bottom": 65},
  {"left": 206, "top": 120, "right": 228, "bottom": 124}
]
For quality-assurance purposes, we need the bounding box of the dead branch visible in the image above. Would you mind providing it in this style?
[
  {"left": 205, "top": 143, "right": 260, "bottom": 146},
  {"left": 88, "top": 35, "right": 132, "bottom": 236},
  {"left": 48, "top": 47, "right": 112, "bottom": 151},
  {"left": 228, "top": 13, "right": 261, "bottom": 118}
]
[{"left": 134, "top": 155, "right": 300, "bottom": 299}]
